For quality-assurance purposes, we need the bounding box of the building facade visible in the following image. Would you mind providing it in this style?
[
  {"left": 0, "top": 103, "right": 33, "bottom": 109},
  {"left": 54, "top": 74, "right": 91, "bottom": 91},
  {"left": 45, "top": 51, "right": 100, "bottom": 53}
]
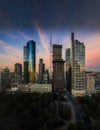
[
  {"left": 38, "top": 58, "right": 45, "bottom": 83},
  {"left": 24, "top": 40, "right": 36, "bottom": 83},
  {"left": 1, "top": 67, "right": 10, "bottom": 90},
  {"left": 52, "top": 44, "right": 65, "bottom": 90},
  {"left": 71, "top": 33, "right": 85, "bottom": 96},
  {"left": 65, "top": 48, "right": 71, "bottom": 92},
  {"left": 14, "top": 63, "right": 22, "bottom": 84},
  {"left": 85, "top": 71, "right": 95, "bottom": 95},
  {"left": 43, "top": 69, "right": 50, "bottom": 84}
]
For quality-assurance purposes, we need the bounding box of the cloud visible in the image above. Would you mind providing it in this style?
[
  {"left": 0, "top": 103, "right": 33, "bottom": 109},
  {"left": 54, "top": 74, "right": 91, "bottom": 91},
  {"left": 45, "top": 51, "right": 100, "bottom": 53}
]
[
  {"left": 0, "top": 40, "right": 23, "bottom": 71},
  {"left": 18, "top": 30, "right": 31, "bottom": 41},
  {"left": 34, "top": 22, "right": 50, "bottom": 70},
  {"left": 85, "top": 32, "right": 100, "bottom": 67},
  {"left": 34, "top": 22, "right": 50, "bottom": 53}
]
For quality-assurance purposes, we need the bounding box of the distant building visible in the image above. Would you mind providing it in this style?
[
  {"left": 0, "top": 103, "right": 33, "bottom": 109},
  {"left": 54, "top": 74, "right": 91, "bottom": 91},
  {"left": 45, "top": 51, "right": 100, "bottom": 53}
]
[
  {"left": 38, "top": 58, "right": 45, "bottom": 83},
  {"left": 14, "top": 63, "right": 22, "bottom": 84},
  {"left": 1, "top": 67, "right": 10, "bottom": 91},
  {"left": 24, "top": 40, "right": 36, "bottom": 83},
  {"left": 71, "top": 33, "right": 85, "bottom": 96},
  {"left": 52, "top": 44, "right": 65, "bottom": 91},
  {"left": 43, "top": 69, "right": 50, "bottom": 84},
  {"left": 9, "top": 72, "right": 15, "bottom": 87},
  {"left": 85, "top": 71, "right": 95, "bottom": 95},
  {"left": 65, "top": 48, "right": 71, "bottom": 92},
  {"left": 94, "top": 72, "right": 100, "bottom": 92},
  {"left": 7, "top": 84, "right": 52, "bottom": 93}
]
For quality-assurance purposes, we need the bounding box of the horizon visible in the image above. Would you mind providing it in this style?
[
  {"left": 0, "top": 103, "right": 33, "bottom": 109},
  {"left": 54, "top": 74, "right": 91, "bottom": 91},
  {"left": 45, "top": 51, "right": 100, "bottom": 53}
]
[{"left": 0, "top": 0, "right": 100, "bottom": 72}]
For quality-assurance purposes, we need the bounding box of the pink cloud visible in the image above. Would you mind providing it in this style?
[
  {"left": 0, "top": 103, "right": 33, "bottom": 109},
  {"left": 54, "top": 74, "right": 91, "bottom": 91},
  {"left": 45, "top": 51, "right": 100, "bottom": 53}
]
[
  {"left": 0, "top": 40, "right": 23, "bottom": 71},
  {"left": 34, "top": 22, "right": 50, "bottom": 71},
  {"left": 84, "top": 32, "right": 100, "bottom": 67}
]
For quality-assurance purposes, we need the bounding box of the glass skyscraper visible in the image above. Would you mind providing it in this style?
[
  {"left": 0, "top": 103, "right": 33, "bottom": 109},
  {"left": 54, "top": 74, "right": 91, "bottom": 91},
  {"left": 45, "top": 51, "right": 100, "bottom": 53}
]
[
  {"left": 24, "top": 40, "right": 36, "bottom": 83},
  {"left": 71, "top": 33, "right": 85, "bottom": 96}
]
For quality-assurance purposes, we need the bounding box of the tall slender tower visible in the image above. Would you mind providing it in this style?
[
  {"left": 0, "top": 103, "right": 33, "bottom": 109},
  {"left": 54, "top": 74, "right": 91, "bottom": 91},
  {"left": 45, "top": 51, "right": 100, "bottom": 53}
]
[
  {"left": 52, "top": 44, "right": 65, "bottom": 90},
  {"left": 71, "top": 33, "right": 85, "bottom": 96},
  {"left": 14, "top": 63, "right": 22, "bottom": 84},
  {"left": 38, "top": 58, "right": 45, "bottom": 83},
  {"left": 65, "top": 48, "right": 71, "bottom": 92},
  {"left": 24, "top": 40, "right": 36, "bottom": 83}
]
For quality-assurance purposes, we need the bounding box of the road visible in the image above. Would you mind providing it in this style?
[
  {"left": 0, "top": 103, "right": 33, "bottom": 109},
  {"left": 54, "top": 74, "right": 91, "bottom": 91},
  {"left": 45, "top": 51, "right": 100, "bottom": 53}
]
[{"left": 66, "top": 93, "right": 84, "bottom": 123}]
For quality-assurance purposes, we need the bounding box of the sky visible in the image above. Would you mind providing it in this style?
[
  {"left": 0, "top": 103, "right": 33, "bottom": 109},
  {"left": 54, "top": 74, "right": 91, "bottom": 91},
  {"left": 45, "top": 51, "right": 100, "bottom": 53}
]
[{"left": 0, "top": 0, "right": 100, "bottom": 72}]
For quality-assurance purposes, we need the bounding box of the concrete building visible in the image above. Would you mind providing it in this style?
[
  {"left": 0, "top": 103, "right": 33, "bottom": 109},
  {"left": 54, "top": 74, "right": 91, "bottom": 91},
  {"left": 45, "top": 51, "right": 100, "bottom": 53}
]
[
  {"left": 85, "top": 71, "right": 95, "bottom": 95},
  {"left": 52, "top": 44, "right": 65, "bottom": 91},
  {"left": 7, "top": 84, "right": 52, "bottom": 93},
  {"left": 71, "top": 33, "right": 85, "bottom": 96},
  {"left": 24, "top": 40, "right": 36, "bottom": 83},
  {"left": 14, "top": 63, "right": 22, "bottom": 84}
]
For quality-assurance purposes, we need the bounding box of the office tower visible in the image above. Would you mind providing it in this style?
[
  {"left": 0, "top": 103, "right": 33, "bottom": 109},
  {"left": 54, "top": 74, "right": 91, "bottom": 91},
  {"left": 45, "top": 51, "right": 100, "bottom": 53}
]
[
  {"left": 38, "top": 58, "right": 45, "bottom": 83},
  {"left": 52, "top": 44, "right": 65, "bottom": 91},
  {"left": 24, "top": 40, "right": 36, "bottom": 83},
  {"left": 85, "top": 71, "right": 95, "bottom": 95},
  {"left": 53, "top": 44, "right": 62, "bottom": 60},
  {"left": 1, "top": 67, "right": 10, "bottom": 90},
  {"left": 14, "top": 63, "right": 22, "bottom": 84},
  {"left": 71, "top": 33, "right": 85, "bottom": 96},
  {"left": 65, "top": 48, "right": 71, "bottom": 92}
]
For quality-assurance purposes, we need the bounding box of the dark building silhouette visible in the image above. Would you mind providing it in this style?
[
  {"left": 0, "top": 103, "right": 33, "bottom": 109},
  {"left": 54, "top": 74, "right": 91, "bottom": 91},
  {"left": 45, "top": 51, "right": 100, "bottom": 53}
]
[
  {"left": 24, "top": 40, "right": 36, "bottom": 83},
  {"left": 52, "top": 44, "right": 65, "bottom": 91},
  {"left": 14, "top": 63, "right": 22, "bottom": 84},
  {"left": 38, "top": 58, "right": 45, "bottom": 83},
  {"left": 1, "top": 67, "right": 10, "bottom": 90},
  {"left": 65, "top": 48, "right": 71, "bottom": 92}
]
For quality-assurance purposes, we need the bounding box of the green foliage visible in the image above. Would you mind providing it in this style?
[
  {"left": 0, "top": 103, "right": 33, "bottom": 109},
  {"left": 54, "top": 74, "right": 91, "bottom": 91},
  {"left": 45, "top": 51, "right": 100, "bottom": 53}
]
[
  {"left": 0, "top": 92, "right": 65, "bottom": 130},
  {"left": 68, "top": 122, "right": 87, "bottom": 130},
  {"left": 77, "top": 94, "right": 100, "bottom": 130}
]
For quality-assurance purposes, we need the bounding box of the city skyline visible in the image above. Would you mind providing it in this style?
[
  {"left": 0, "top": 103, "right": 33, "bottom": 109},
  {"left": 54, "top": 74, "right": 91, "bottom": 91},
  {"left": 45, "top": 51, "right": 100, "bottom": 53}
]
[{"left": 0, "top": 0, "right": 100, "bottom": 71}]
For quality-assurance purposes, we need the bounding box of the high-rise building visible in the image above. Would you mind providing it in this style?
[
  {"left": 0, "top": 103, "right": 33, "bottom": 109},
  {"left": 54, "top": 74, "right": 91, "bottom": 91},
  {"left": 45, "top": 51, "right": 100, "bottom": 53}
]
[
  {"left": 38, "top": 58, "right": 45, "bottom": 83},
  {"left": 85, "top": 71, "right": 95, "bottom": 95},
  {"left": 52, "top": 44, "right": 65, "bottom": 91},
  {"left": 1, "top": 67, "right": 10, "bottom": 90},
  {"left": 71, "top": 33, "right": 85, "bottom": 96},
  {"left": 14, "top": 63, "right": 22, "bottom": 84},
  {"left": 53, "top": 44, "right": 62, "bottom": 60},
  {"left": 24, "top": 40, "right": 36, "bottom": 83},
  {"left": 65, "top": 48, "right": 71, "bottom": 92}
]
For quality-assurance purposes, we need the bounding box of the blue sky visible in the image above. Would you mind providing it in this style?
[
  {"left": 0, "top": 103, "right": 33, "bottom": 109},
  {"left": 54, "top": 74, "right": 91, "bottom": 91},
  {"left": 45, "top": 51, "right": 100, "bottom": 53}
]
[{"left": 0, "top": 0, "right": 100, "bottom": 71}]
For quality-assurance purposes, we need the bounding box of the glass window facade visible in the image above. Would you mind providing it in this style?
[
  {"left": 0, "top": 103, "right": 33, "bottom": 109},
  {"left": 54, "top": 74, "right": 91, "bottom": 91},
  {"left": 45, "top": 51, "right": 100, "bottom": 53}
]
[
  {"left": 24, "top": 40, "right": 36, "bottom": 83},
  {"left": 71, "top": 34, "right": 85, "bottom": 94}
]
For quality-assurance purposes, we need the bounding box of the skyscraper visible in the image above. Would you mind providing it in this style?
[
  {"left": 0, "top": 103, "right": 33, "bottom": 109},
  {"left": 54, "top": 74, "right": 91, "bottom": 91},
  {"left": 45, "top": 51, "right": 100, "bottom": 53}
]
[
  {"left": 65, "top": 48, "right": 71, "bottom": 92},
  {"left": 24, "top": 40, "right": 36, "bottom": 83},
  {"left": 52, "top": 44, "right": 65, "bottom": 91},
  {"left": 1, "top": 67, "right": 10, "bottom": 90},
  {"left": 14, "top": 63, "right": 22, "bottom": 84},
  {"left": 71, "top": 33, "right": 85, "bottom": 96},
  {"left": 38, "top": 58, "right": 45, "bottom": 83},
  {"left": 53, "top": 44, "right": 62, "bottom": 60}
]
